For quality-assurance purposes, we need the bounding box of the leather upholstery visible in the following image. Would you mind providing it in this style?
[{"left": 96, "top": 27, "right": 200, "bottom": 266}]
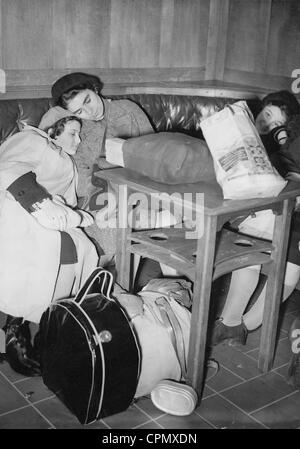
[{"left": 0, "top": 93, "right": 262, "bottom": 145}]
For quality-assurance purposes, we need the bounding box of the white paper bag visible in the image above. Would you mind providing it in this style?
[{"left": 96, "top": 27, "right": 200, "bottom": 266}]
[{"left": 200, "top": 101, "right": 287, "bottom": 199}]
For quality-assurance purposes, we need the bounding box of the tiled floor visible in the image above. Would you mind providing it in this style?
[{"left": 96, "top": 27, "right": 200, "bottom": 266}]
[{"left": 1, "top": 288, "right": 300, "bottom": 429}]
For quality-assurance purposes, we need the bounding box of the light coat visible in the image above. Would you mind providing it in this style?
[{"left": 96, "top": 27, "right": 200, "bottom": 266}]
[{"left": 0, "top": 127, "right": 98, "bottom": 322}]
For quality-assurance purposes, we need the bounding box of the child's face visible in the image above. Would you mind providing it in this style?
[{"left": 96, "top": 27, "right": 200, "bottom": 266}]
[
  {"left": 255, "top": 105, "right": 287, "bottom": 135},
  {"left": 53, "top": 120, "right": 81, "bottom": 155}
]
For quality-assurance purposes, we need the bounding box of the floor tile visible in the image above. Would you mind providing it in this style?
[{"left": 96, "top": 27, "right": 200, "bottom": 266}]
[
  {"left": 195, "top": 394, "right": 266, "bottom": 429},
  {"left": 134, "top": 396, "right": 167, "bottom": 420},
  {"left": 0, "top": 405, "right": 50, "bottom": 429},
  {"left": 0, "top": 360, "right": 29, "bottom": 383},
  {"left": 34, "top": 396, "right": 106, "bottom": 429},
  {"left": 206, "top": 364, "right": 244, "bottom": 392},
  {"left": 102, "top": 403, "right": 150, "bottom": 429},
  {"left": 221, "top": 371, "right": 296, "bottom": 413},
  {"left": 211, "top": 345, "right": 261, "bottom": 380},
  {"left": 0, "top": 373, "right": 27, "bottom": 414},
  {"left": 274, "top": 363, "right": 297, "bottom": 385},
  {"left": 13, "top": 376, "right": 55, "bottom": 403},
  {"left": 156, "top": 412, "right": 214, "bottom": 429},
  {"left": 249, "top": 336, "right": 293, "bottom": 368},
  {"left": 201, "top": 384, "right": 216, "bottom": 399},
  {"left": 135, "top": 420, "right": 162, "bottom": 429},
  {"left": 251, "top": 391, "right": 300, "bottom": 429}
]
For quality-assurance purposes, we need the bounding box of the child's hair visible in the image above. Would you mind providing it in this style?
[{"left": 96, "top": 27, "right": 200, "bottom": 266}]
[
  {"left": 46, "top": 116, "right": 82, "bottom": 139},
  {"left": 262, "top": 90, "right": 300, "bottom": 119}
]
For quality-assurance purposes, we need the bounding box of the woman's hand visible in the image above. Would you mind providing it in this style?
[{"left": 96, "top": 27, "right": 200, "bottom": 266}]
[
  {"left": 77, "top": 210, "right": 94, "bottom": 227},
  {"left": 32, "top": 196, "right": 94, "bottom": 230},
  {"left": 31, "top": 198, "right": 69, "bottom": 231},
  {"left": 52, "top": 195, "right": 94, "bottom": 228}
]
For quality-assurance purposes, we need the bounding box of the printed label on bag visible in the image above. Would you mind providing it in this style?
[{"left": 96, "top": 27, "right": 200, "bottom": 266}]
[
  {"left": 218, "top": 140, "right": 273, "bottom": 175},
  {"left": 219, "top": 147, "right": 248, "bottom": 172}
]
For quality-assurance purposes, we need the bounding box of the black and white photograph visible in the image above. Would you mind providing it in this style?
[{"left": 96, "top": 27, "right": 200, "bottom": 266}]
[{"left": 0, "top": 0, "right": 300, "bottom": 433}]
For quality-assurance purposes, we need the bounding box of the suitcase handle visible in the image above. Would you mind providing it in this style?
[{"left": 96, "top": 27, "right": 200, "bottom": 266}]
[{"left": 75, "top": 267, "right": 114, "bottom": 305}]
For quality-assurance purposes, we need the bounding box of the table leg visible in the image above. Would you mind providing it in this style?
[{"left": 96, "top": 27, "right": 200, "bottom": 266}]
[
  {"left": 258, "top": 198, "right": 294, "bottom": 372},
  {"left": 115, "top": 183, "right": 131, "bottom": 291},
  {"left": 187, "top": 214, "right": 218, "bottom": 398}
]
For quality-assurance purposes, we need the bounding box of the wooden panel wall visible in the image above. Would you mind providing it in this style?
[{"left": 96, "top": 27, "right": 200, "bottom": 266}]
[
  {"left": 223, "top": 0, "right": 300, "bottom": 92},
  {"left": 0, "top": 0, "right": 299, "bottom": 99}
]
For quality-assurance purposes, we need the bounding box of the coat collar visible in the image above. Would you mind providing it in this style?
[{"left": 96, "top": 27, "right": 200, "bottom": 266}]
[{"left": 20, "top": 124, "right": 61, "bottom": 150}]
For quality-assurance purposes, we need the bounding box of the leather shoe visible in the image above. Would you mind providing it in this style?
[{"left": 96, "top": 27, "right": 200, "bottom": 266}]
[
  {"left": 3, "top": 316, "right": 41, "bottom": 377},
  {"left": 211, "top": 318, "right": 248, "bottom": 346}
]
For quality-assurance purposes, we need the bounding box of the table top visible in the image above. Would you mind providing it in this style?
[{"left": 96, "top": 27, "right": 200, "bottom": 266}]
[{"left": 95, "top": 167, "right": 300, "bottom": 217}]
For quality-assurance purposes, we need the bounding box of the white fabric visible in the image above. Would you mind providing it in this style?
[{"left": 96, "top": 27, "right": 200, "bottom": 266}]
[
  {"left": 135, "top": 290, "right": 191, "bottom": 397},
  {"left": 0, "top": 127, "right": 98, "bottom": 322},
  {"left": 238, "top": 209, "right": 275, "bottom": 241},
  {"left": 114, "top": 284, "right": 191, "bottom": 398}
]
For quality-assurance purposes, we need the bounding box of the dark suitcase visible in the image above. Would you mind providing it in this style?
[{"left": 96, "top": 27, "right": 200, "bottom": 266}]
[{"left": 38, "top": 268, "right": 141, "bottom": 425}]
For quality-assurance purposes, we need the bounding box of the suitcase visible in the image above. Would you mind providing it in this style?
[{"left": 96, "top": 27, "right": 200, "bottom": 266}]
[{"left": 38, "top": 267, "right": 141, "bottom": 425}]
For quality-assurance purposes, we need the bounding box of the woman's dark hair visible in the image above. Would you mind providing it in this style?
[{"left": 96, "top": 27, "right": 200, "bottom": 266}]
[
  {"left": 57, "top": 83, "right": 101, "bottom": 108},
  {"left": 52, "top": 72, "right": 104, "bottom": 107},
  {"left": 262, "top": 90, "right": 300, "bottom": 119},
  {"left": 46, "top": 116, "right": 82, "bottom": 139}
]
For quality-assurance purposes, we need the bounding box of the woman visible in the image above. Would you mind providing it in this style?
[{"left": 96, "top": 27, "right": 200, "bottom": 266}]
[
  {"left": 39, "top": 72, "right": 154, "bottom": 200},
  {"left": 39, "top": 72, "right": 154, "bottom": 261},
  {"left": 0, "top": 110, "right": 98, "bottom": 375},
  {"left": 212, "top": 90, "right": 300, "bottom": 346}
]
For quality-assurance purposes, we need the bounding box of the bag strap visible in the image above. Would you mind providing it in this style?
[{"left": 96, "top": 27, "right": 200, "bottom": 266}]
[
  {"left": 156, "top": 296, "right": 188, "bottom": 379},
  {"left": 139, "top": 289, "right": 219, "bottom": 382},
  {"left": 138, "top": 290, "right": 187, "bottom": 379},
  {"left": 74, "top": 267, "right": 114, "bottom": 305}
]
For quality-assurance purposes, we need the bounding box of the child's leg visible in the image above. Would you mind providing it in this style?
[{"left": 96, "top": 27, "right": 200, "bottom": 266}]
[
  {"left": 220, "top": 265, "right": 261, "bottom": 326},
  {"left": 244, "top": 262, "right": 300, "bottom": 331}
]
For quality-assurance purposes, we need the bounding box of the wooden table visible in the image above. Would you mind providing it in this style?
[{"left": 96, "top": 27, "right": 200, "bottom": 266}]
[{"left": 96, "top": 168, "right": 300, "bottom": 398}]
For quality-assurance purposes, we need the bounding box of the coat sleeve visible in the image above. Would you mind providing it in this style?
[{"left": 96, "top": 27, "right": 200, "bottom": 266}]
[
  {"left": 7, "top": 171, "right": 51, "bottom": 212},
  {"left": 0, "top": 131, "right": 52, "bottom": 210},
  {"left": 116, "top": 100, "right": 154, "bottom": 137},
  {"left": 126, "top": 100, "right": 154, "bottom": 136}
]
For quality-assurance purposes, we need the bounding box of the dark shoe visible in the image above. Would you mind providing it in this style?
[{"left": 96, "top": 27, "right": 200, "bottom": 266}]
[
  {"left": 211, "top": 318, "right": 248, "bottom": 346},
  {"left": 3, "top": 316, "right": 41, "bottom": 377},
  {"left": 287, "top": 317, "right": 300, "bottom": 389}
]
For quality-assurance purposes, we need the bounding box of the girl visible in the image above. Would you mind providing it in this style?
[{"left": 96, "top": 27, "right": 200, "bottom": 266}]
[{"left": 0, "top": 110, "right": 98, "bottom": 375}]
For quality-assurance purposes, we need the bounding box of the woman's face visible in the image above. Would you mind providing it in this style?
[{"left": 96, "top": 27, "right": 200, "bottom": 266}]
[
  {"left": 65, "top": 89, "right": 104, "bottom": 121},
  {"left": 53, "top": 120, "right": 81, "bottom": 155},
  {"left": 255, "top": 105, "right": 287, "bottom": 135}
]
